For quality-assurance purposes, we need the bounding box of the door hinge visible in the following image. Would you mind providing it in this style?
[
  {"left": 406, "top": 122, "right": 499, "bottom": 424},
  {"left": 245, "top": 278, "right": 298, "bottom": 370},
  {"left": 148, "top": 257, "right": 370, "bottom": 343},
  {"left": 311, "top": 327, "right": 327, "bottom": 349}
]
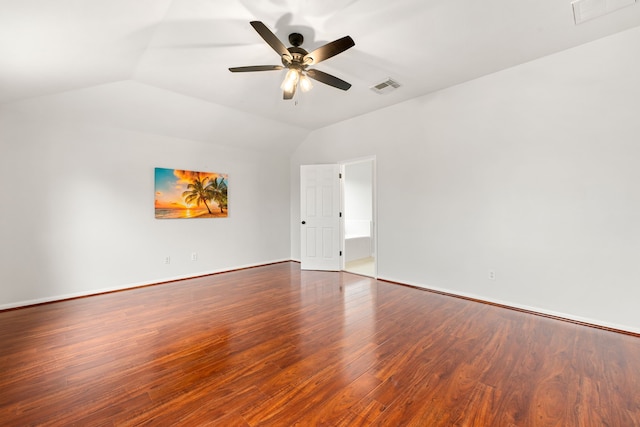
[
  {"left": 339, "top": 212, "right": 342, "bottom": 217},
  {"left": 339, "top": 173, "right": 342, "bottom": 179},
  {"left": 340, "top": 251, "right": 343, "bottom": 256}
]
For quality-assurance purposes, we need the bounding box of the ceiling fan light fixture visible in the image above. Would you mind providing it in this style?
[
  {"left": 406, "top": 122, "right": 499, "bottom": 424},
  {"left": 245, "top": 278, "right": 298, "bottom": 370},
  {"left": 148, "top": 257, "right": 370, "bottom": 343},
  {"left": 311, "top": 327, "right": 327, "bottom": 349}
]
[
  {"left": 299, "top": 73, "right": 313, "bottom": 92},
  {"left": 281, "top": 68, "right": 299, "bottom": 92}
]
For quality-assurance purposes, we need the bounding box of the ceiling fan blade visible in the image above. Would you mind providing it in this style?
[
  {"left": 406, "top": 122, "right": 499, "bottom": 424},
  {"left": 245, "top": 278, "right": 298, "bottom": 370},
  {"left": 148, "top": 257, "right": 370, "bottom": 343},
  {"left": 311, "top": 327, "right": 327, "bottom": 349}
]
[
  {"left": 250, "top": 21, "right": 292, "bottom": 61},
  {"left": 304, "top": 36, "right": 355, "bottom": 65},
  {"left": 306, "top": 69, "right": 352, "bottom": 91},
  {"left": 229, "top": 65, "right": 284, "bottom": 72},
  {"left": 283, "top": 84, "right": 296, "bottom": 100}
]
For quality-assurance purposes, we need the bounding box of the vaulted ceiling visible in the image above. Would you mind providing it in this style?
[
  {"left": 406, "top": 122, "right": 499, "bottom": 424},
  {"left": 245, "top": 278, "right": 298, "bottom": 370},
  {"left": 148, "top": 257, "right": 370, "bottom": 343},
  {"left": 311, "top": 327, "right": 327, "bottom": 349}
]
[{"left": 2, "top": 0, "right": 640, "bottom": 146}]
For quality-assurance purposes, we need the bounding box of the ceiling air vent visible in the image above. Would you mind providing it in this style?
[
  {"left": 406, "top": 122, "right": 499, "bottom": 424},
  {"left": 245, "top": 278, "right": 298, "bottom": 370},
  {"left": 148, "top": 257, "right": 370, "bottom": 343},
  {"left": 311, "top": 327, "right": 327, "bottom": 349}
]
[
  {"left": 572, "top": 0, "right": 637, "bottom": 25},
  {"left": 370, "top": 78, "right": 401, "bottom": 94}
]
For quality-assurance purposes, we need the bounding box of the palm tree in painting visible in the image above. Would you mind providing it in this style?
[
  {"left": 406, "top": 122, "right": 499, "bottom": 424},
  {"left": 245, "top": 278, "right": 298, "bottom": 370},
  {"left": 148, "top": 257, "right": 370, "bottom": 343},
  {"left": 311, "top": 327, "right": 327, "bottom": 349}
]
[
  {"left": 182, "top": 176, "right": 215, "bottom": 214},
  {"left": 206, "top": 177, "right": 228, "bottom": 213}
]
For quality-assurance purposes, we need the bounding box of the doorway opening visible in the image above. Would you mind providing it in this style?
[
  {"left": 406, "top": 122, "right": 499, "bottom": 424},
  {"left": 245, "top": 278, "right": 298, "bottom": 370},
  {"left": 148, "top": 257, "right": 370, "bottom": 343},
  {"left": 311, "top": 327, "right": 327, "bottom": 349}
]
[{"left": 341, "top": 158, "right": 376, "bottom": 277}]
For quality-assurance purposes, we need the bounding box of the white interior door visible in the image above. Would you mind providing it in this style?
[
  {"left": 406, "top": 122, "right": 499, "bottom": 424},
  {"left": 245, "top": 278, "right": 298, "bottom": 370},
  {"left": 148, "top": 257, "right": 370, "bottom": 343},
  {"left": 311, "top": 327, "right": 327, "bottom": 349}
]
[{"left": 300, "top": 164, "right": 341, "bottom": 271}]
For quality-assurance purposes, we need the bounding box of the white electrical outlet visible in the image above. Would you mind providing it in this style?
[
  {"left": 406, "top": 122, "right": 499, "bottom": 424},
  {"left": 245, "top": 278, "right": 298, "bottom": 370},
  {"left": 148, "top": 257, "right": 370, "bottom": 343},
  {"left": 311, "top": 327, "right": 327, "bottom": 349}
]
[
  {"left": 164, "top": 256, "right": 171, "bottom": 264},
  {"left": 191, "top": 252, "right": 198, "bottom": 261},
  {"left": 488, "top": 270, "right": 496, "bottom": 280}
]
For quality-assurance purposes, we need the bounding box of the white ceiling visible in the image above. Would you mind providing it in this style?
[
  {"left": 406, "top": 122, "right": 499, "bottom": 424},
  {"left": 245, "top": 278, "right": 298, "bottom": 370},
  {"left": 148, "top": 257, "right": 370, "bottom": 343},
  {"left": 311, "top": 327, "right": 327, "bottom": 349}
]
[{"left": 2, "top": 0, "right": 640, "bottom": 138}]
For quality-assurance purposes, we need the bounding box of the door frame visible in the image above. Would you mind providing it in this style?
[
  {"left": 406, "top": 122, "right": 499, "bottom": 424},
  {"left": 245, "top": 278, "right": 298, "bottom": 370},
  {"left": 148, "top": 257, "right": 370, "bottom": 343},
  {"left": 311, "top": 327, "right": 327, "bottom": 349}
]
[{"left": 339, "top": 156, "right": 377, "bottom": 278}]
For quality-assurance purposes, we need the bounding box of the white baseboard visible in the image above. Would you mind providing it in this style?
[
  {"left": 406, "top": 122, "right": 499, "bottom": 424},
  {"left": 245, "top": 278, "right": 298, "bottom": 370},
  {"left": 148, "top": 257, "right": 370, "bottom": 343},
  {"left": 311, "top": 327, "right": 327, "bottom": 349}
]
[
  {"left": 5, "top": 263, "right": 637, "bottom": 336},
  {"left": 0, "top": 259, "right": 291, "bottom": 311},
  {"left": 377, "top": 275, "right": 640, "bottom": 335}
]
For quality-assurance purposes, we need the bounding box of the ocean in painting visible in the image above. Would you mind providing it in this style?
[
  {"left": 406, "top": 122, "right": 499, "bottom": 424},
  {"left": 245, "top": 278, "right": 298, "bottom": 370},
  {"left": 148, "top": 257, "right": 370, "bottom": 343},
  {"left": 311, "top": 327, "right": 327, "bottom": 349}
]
[{"left": 154, "top": 208, "right": 207, "bottom": 219}]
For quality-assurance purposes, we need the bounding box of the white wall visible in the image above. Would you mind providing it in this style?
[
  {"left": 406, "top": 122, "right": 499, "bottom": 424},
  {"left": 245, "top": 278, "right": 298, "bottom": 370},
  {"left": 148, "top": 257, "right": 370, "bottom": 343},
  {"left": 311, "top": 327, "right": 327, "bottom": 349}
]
[
  {"left": 0, "top": 110, "right": 292, "bottom": 308},
  {"left": 291, "top": 26, "right": 640, "bottom": 333}
]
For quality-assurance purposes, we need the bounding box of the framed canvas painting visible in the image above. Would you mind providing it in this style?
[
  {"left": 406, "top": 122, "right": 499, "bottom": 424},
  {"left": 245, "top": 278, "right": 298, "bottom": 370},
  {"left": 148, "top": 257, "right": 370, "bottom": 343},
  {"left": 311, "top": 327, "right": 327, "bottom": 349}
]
[{"left": 154, "top": 168, "right": 228, "bottom": 219}]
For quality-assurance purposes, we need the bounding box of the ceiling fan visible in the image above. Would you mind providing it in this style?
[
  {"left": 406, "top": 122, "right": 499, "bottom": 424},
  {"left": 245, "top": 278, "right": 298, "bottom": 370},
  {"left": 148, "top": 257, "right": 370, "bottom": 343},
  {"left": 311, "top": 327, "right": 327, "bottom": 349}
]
[{"left": 229, "top": 21, "right": 355, "bottom": 100}]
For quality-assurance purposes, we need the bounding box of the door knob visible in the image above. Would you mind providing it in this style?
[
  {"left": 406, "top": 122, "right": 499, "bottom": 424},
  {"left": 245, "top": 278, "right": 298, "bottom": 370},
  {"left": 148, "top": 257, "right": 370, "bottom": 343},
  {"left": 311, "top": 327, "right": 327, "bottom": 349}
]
[{"left": 301, "top": 221, "right": 306, "bottom": 224}]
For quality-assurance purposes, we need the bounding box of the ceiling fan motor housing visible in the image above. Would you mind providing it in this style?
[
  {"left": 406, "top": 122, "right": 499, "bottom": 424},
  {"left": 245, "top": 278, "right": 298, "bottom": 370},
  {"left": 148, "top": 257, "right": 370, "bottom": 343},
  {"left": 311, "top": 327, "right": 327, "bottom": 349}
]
[
  {"left": 282, "top": 45, "right": 309, "bottom": 69},
  {"left": 288, "top": 32, "right": 304, "bottom": 47}
]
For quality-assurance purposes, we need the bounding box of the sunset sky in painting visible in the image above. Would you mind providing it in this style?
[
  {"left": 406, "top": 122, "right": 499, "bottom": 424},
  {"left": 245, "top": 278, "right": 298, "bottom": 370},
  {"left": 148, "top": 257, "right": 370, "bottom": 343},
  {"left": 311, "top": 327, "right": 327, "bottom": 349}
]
[{"left": 154, "top": 168, "right": 226, "bottom": 210}]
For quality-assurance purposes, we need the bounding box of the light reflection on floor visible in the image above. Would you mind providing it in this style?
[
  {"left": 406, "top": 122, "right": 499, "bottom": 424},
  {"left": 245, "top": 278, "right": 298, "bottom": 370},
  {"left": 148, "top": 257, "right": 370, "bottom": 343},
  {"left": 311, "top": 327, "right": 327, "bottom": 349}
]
[{"left": 298, "top": 270, "right": 379, "bottom": 385}]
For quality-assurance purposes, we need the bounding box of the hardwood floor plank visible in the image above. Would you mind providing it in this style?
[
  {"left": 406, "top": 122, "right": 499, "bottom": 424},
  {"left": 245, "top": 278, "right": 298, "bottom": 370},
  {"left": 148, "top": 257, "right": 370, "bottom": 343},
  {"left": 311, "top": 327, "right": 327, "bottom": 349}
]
[
  {"left": 304, "top": 372, "right": 383, "bottom": 426},
  {"left": 1, "top": 262, "right": 639, "bottom": 426},
  {"left": 241, "top": 341, "right": 379, "bottom": 425},
  {"left": 454, "top": 383, "right": 501, "bottom": 427}
]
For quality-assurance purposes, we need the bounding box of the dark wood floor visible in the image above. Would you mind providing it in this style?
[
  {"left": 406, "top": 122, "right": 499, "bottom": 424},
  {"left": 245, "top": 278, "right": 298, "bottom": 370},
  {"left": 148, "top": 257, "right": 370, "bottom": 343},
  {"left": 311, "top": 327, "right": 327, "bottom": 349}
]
[{"left": 1, "top": 262, "right": 639, "bottom": 426}]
